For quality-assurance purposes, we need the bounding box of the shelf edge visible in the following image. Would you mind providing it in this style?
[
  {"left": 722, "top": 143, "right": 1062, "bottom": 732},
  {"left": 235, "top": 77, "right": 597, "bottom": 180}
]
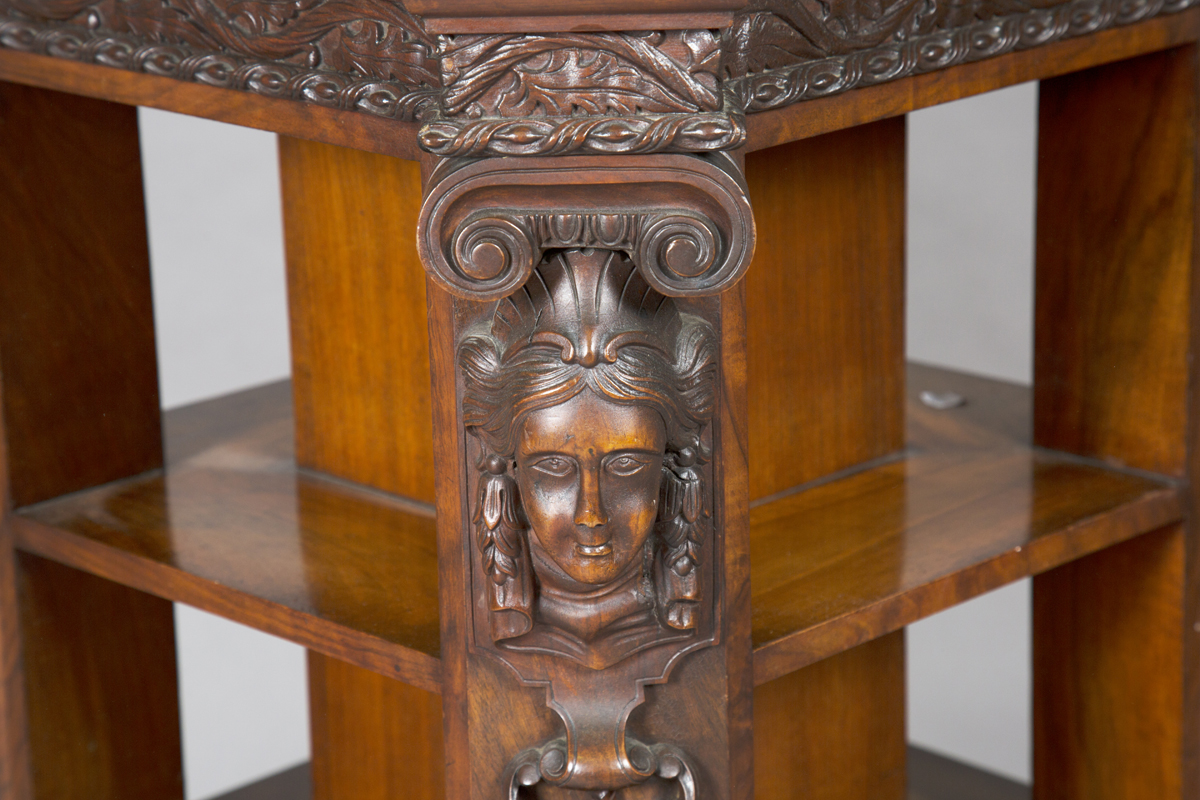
[{"left": 9, "top": 515, "right": 443, "bottom": 694}]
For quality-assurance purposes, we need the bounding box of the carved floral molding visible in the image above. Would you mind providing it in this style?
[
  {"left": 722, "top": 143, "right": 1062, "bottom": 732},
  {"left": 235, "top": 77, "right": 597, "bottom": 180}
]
[
  {"left": 724, "top": 0, "right": 1200, "bottom": 111},
  {"left": 0, "top": 0, "right": 439, "bottom": 119},
  {"left": 1, "top": 0, "right": 1196, "bottom": 140}
]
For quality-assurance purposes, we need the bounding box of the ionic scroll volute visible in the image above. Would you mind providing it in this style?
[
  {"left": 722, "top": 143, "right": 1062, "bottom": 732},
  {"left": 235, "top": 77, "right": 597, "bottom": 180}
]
[{"left": 418, "top": 153, "right": 754, "bottom": 800}]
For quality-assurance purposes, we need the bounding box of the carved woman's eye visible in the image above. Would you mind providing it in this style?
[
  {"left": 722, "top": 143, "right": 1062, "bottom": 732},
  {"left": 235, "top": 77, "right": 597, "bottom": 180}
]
[
  {"left": 530, "top": 456, "right": 575, "bottom": 478},
  {"left": 605, "top": 454, "right": 651, "bottom": 477}
]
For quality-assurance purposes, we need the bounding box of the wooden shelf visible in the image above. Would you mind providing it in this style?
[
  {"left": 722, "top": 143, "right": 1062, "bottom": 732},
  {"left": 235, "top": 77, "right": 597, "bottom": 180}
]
[
  {"left": 750, "top": 364, "right": 1183, "bottom": 684},
  {"left": 10, "top": 365, "right": 1182, "bottom": 692},
  {"left": 208, "top": 745, "right": 1030, "bottom": 800},
  {"left": 12, "top": 382, "right": 442, "bottom": 693}
]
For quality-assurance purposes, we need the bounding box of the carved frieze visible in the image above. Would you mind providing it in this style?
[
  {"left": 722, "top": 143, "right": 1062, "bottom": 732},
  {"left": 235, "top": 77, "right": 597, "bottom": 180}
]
[
  {"left": 437, "top": 31, "right": 722, "bottom": 117},
  {"left": 418, "top": 29, "right": 745, "bottom": 157},
  {"left": 4, "top": 0, "right": 1196, "bottom": 125},
  {"left": 723, "top": 0, "right": 1200, "bottom": 111},
  {"left": 0, "top": 0, "right": 438, "bottom": 119}
]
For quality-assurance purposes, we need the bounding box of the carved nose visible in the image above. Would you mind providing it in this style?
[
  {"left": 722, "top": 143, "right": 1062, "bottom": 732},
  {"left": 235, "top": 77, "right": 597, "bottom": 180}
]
[{"left": 574, "top": 469, "right": 608, "bottom": 528}]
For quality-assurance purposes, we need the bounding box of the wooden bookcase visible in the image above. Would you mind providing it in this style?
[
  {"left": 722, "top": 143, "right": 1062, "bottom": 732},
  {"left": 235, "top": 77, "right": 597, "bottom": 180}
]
[{"left": 0, "top": 4, "right": 1197, "bottom": 799}]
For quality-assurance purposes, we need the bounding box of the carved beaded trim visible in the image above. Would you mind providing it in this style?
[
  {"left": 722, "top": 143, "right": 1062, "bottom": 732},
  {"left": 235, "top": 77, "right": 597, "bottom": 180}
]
[
  {"left": 727, "top": 0, "right": 1200, "bottom": 112},
  {"left": 0, "top": 16, "right": 439, "bottom": 119},
  {"left": 417, "top": 106, "right": 746, "bottom": 157},
  {"left": 2, "top": 0, "right": 1198, "bottom": 130}
]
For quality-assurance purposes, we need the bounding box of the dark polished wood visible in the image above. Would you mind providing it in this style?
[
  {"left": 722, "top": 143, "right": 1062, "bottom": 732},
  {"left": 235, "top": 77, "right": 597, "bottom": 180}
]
[
  {"left": 280, "top": 137, "right": 435, "bottom": 504},
  {"left": 745, "top": 119, "right": 906, "bottom": 500},
  {"left": 207, "top": 745, "right": 1030, "bottom": 800},
  {"left": 280, "top": 136, "right": 442, "bottom": 799},
  {"left": 1032, "top": 45, "right": 1198, "bottom": 800},
  {"left": 743, "top": 10, "right": 1200, "bottom": 151},
  {"left": 18, "top": 553, "right": 183, "bottom": 800},
  {"left": 745, "top": 118, "right": 907, "bottom": 800},
  {"left": 0, "top": 81, "right": 169, "bottom": 799},
  {"left": 15, "top": 382, "right": 441, "bottom": 693},
  {"left": 907, "top": 747, "right": 1029, "bottom": 800},
  {"left": 308, "top": 653, "right": 444, "bottom": 800},
  {"left": 0, "top": 82, "right": 161, "bottom": 508},
  {"left": 0, "top": 51, "right": 423, "bottom": 161},
  {"left": 755, "top": 633, "right": 905, "bottom": 800},
  {"left": 753, "top": 363, "right": 1184, "bottom": 684},
  {"left": 7, "top": 364, "right": 1185, "bottom": 693},
  {"left": 1034, "top": 527, "right": 1185, "bottom": 799},
  {"left": 0, "top": 513, "right": 31, "bottom": 800}
]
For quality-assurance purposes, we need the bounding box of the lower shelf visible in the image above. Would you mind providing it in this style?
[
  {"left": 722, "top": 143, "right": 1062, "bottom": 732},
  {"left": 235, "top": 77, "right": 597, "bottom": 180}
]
[{"left": 212, "top": 747, "right": 1031, "bottom": 800}]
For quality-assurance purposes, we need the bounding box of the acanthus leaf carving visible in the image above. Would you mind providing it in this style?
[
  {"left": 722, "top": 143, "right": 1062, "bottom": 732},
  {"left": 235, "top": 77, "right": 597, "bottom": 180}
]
[
  {"left": 722, "top": 0, "right": 1200, "bottom": 111},
  {"left": 0, "top": 0, "right": 439, "bottom": 119},
  {"left": 417, "top": 107, "right": 746, "bottom": 157},
  {"left": 438, "top": 30, "right": 722, "bottom": 118}
]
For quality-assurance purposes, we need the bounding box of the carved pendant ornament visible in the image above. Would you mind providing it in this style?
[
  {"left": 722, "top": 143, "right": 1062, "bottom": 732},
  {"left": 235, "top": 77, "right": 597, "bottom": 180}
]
[
  {"left": 419, "top": 151, "right": 753, "bottom": 799},
  {"left": 461, "top": 249, "right": 716, "bottom": 799}
]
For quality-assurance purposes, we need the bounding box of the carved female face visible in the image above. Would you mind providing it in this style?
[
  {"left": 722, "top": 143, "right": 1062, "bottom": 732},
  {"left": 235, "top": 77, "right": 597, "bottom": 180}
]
[{"left": 516, "top": 390, "right": 666, "bottom": 588}]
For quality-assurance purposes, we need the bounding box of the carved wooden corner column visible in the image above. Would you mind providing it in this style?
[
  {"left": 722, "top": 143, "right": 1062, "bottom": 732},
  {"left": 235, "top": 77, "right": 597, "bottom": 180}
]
[{"left": 415, "top": 20, "right": 756, "bottom": 798}]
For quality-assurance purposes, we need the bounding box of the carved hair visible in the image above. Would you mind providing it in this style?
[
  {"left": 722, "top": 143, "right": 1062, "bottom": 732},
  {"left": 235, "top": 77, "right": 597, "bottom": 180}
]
[
  {"left": 458, "top": 249, "right": 718, "bottom": 642},
  {"left": 459, "top": 250, "right": 716, "bottom": 457}
]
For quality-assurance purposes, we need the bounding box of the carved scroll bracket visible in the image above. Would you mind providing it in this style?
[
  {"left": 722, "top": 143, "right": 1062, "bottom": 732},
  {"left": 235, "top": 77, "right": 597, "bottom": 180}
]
[{"left": 416, "top": 152, "right": 755, "bottom": 301}]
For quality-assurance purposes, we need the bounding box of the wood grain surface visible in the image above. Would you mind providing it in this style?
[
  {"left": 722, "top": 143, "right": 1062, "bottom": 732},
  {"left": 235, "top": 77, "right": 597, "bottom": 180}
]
[
  {"left": 425, "top": 279, "right": 471, "bottom": 799},
  {"left": 0, "top": 82, "right": 161, "bottom": 508},
  {"left": 745, "top": 125, "right": 907, "bottom": 799},
  {"left": 18, "top": 553, "right": 183, "bottom": 800},
  {"left": 0, "top": 13, "right": 1197, "bottom": 160},
  {"left": 0, "top": 496, "right": 31, "bottom": 800},
  {"left": 9, "top": 363, "right": 1186, "bottom": 699},
  {"left": 1034, "top": 526, "right": 1185, "bottom": 800},
  {"left": 14, "top": 382, "right": 441, "bottom": 693},
  {"left": 308, "top": 653, "right": 444, "bottom": 800},
  {"left": 745, "top": 118, "right": 906, "bottom": 500},
  {"left": 281, "top": 140, "right": 441, "bottom": 798},
  {"left": 280, "top": 137, "right": 435, "bottom": 503},
  {"left": 752, "top": 364, "right": 1185, "bottom": 684},
  {"left": 754, "top": 633, "right": 905, "bottom": 800},
  {"left": 1032, "top": 46, "right": 1198, "bottom": 800},
  {"left": 1035, "top": 47, "right": 1193, "bottom": 477}
]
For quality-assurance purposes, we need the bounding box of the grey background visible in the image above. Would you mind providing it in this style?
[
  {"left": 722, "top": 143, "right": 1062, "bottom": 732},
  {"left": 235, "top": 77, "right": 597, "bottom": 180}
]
[{"left": 137, "top": 79, "right": 1039, "bottom": 798}]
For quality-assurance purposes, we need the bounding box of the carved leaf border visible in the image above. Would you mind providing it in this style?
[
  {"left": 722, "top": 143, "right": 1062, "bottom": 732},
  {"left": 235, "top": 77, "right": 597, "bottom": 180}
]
[
  {"left": 438, "top": 32, "right": 723, "bottom": 117},
  {"left": 726, "top": 0, "right": 1200, "bottom": 111},
  {"left": 1, "top": 0, "right": 1198, "bottom": 128}
]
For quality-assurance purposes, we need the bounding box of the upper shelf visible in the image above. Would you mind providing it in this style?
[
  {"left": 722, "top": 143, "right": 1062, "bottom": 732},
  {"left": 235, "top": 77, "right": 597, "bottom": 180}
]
[{"left": 11, "top": 365, "right": 1183, "bottom": 692}]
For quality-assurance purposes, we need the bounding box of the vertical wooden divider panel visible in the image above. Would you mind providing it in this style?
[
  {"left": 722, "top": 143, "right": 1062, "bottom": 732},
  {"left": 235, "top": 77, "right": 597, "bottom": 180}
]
[
  {"left": 278, "top": 137, "right": 443, "bottom": 800},
  {"left": 745, "top": 120, "right": 908, "bottom": 800},
  {"left": 309, "top": 654, "right": 445, "bottom": 798},
  {"left": 744, "top": 118, "right": 906, "bottom": 501},
  {"left": 280, "top": 136, "right": 435, "bottom": 502},
  {"left": 1033, "top": 46, "right": 1197, "bottom": 800},
  {"left": 0, "top": 83, "right": 179, "bottom": 799},
  {"left": 0, "top": 387, "right": 31, "bottom": 800},
  {"left": 18, "top": 554, "right": 183, "bottom": 800}
]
